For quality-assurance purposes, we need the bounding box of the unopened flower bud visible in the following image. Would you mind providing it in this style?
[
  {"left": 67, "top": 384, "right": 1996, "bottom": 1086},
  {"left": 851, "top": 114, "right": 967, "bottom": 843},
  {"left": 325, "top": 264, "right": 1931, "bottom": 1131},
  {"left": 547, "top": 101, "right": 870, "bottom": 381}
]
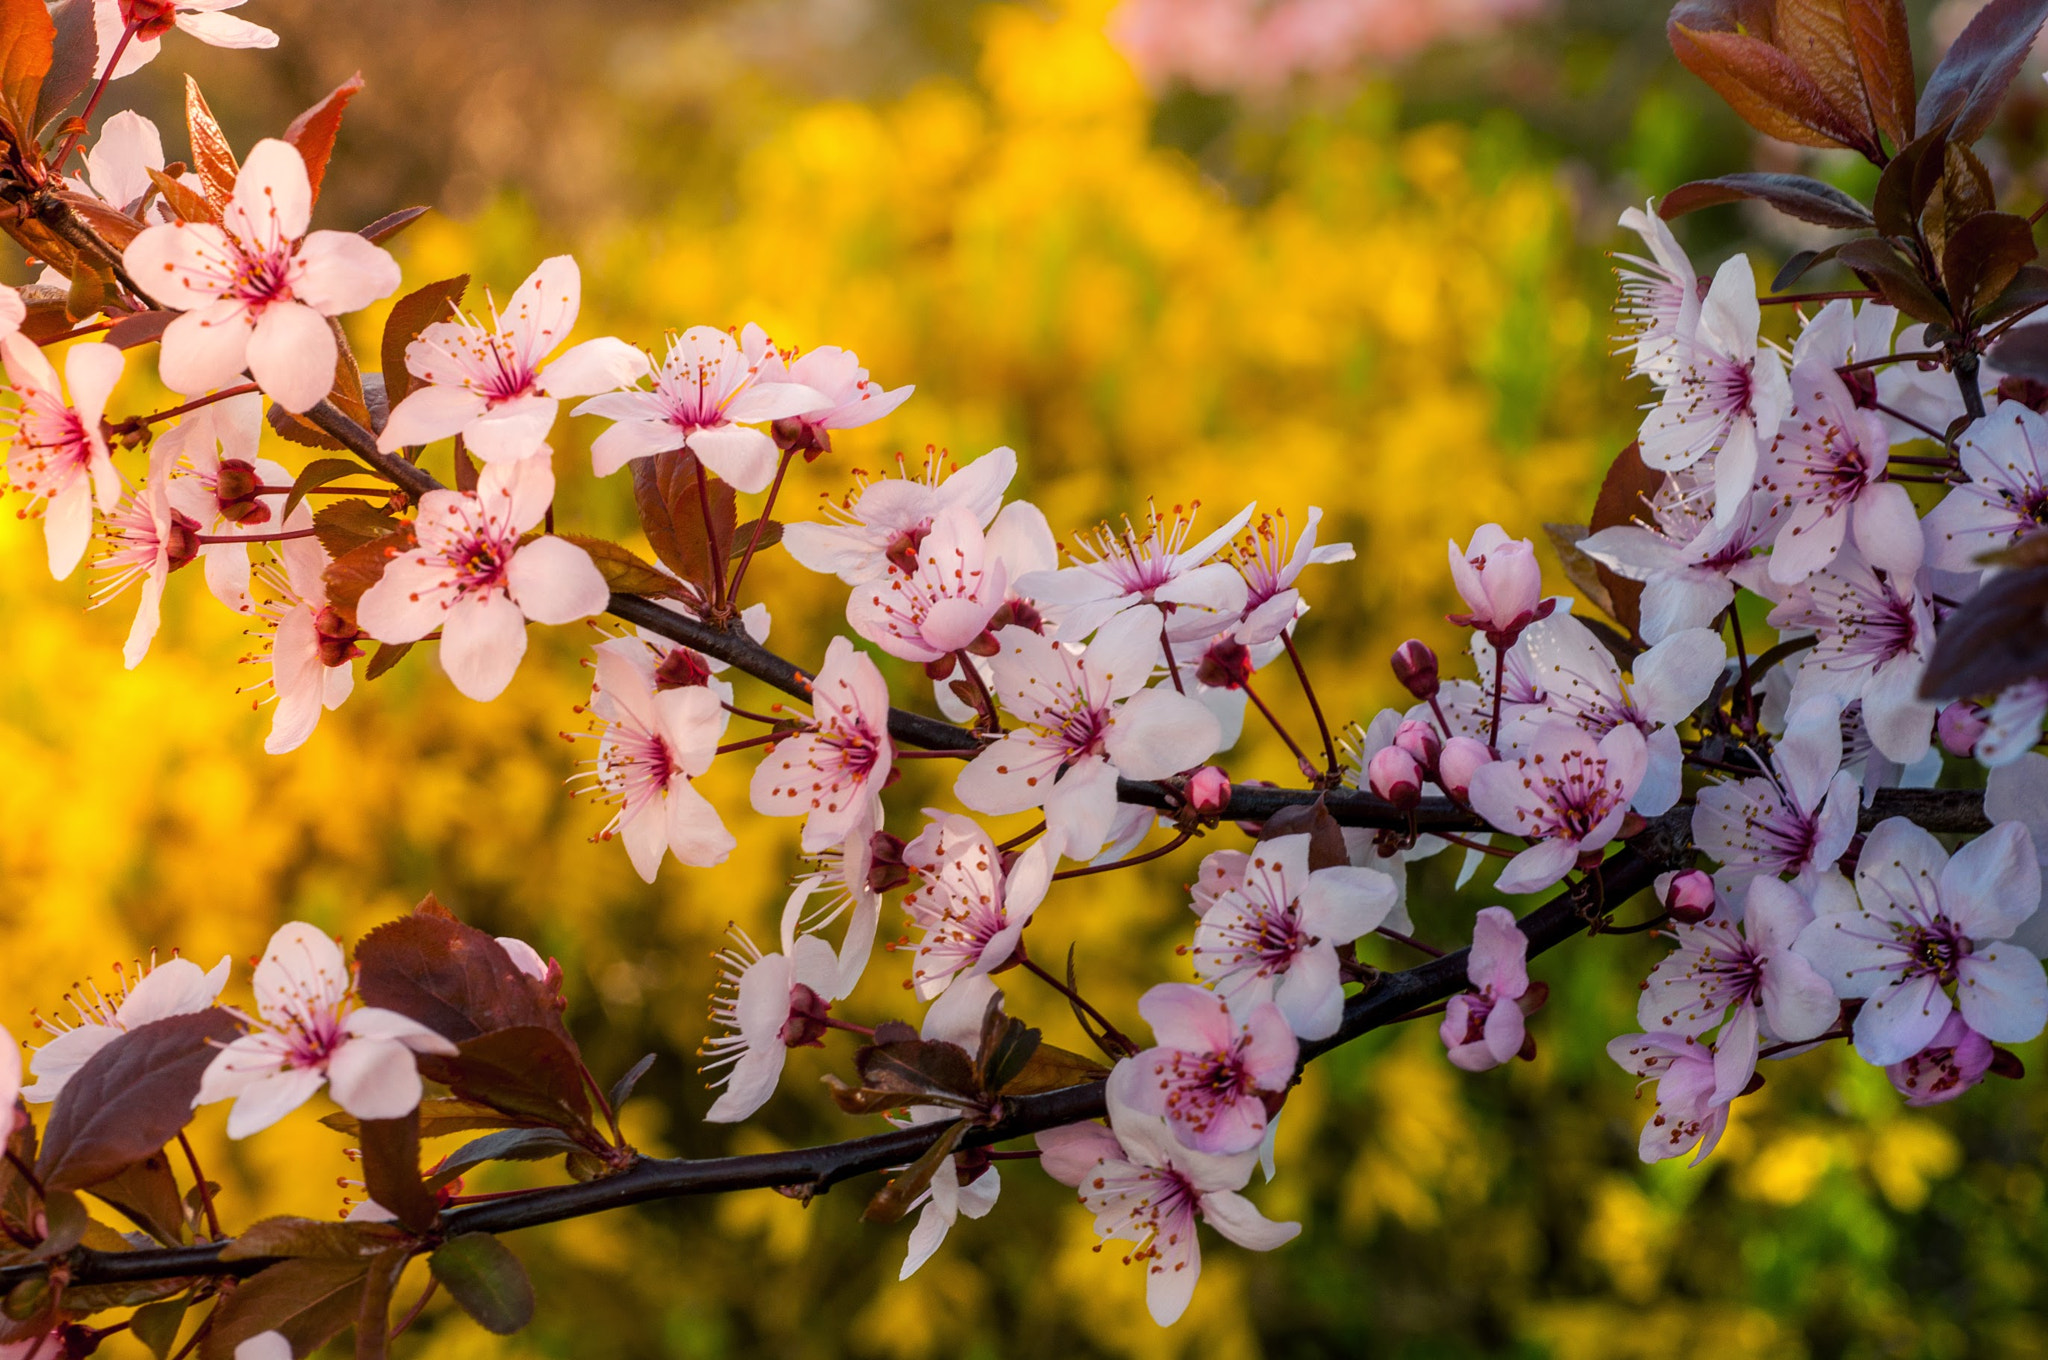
[
  {"left": 1434, "top": 736, "right": 1494, "bottom": 800},
  {"left": 772, "top": 415, "right": 831, "bottom": 460},
  {"left": 1447, "top": 525, "right": 1547, "bottom": 645},
  {"left": 1187, "top": 765, "right": 1231, "bottom": 816},
  {"left": 654, "top": 647, "right": 713, "bottom": 690},
  {"left": 1937, "top": 700, "right": 1988, "bottom": 757},
  {"left": 867, "top": 831, "right": 910, "bottom": 894},
  {"left": 1394, "top": 718, "right": 1441, "bottom": 769},
  {"left": 1662, "top": 868, "right": 1716, "bottom": 925},
  {"left": 1196, "top": 638, "right": 1253, "bottom": 690},
  {"left": 1367, "top": 746, "right": 1422, "bottom": 809},
  {"left": 778, "top": 983, "right": 832, "bottom": 1048},
  {"left": 313, "top": 606, "right": 365, "bottom": 668},
  {"left": 164, "top": 510, "right": 203, "bottom": 572},
  {"left": 1390, "top": 639, "right": 1439, "bottom": 700}
]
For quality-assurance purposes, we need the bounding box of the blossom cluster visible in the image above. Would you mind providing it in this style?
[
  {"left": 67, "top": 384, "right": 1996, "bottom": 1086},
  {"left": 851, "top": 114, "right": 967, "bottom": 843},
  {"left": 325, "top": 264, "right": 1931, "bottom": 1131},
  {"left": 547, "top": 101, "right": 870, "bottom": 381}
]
[{"left": 8, "top": 0, "right": 2048, "bottom": 1353}]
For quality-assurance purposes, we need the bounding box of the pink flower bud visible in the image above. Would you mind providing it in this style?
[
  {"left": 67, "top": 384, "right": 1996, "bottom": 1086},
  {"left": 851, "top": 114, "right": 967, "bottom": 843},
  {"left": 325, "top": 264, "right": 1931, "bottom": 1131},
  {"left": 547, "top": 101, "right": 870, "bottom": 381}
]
[
  {"left": 1434, "top": 736, "right": 1494, "bottom": 800},
  {"left": 1367, "top": 746, "right": 1423, "bottom": 809},
  {"left": 1187, "top": 765, "right": 1232, "bottom": 816},
  {"left": 1390, "top": 639, "right": 1439, "bottom": 700},
  {"left": 1662, "top": 868, "right": 1716, "bottom": 924},
  {"left": 1196, "top": 638, "right": 1253, "bottom": 690},
  {"left": 1394, "top": 719, "right": 1441, "bottom": 769},
  {"left": 1446, "top": 524, "right": 1547, "bottom": 644},
  {"left": 1937, "top": 700, "right": 1988, "bottom": 757}
]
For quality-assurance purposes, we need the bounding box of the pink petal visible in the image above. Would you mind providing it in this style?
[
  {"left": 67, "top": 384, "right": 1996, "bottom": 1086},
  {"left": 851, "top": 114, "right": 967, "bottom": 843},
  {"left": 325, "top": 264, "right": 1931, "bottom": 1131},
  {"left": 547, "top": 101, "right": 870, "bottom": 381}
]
[
  {"left": 355, "top": 554, "right": 454, "bottom": 644},
  {"left": 326, "top": 1037, "right": 424, "bottom": 1121},
  {"left": 465, "top": 394, "right": 559, "bottom": 464},
  {"left": 175, "top": 10, "right": 279, "bottom": 47},
  {"left": 503, "top": 255, "right": 582, "bottom": 369},
  {"left": 506, "top": 535, "right": 610, "bottom": 625},
  {"left": 1105, "top": 688, "right": 1222, "bottom": 780},
  {"left": 224, "top": 1067, "right": 327, "bottom": 1140},
  {"left": 687, "top": 424, "right": 780, "bottom": 494},
  {"left": 158, "top": 300, "right": 255, "bottom": 396},
  {"left": 226, "top": 139, "right": 312, "bottom": 253},
  {"left": 124, "top": 221, "right": 237, "bottom": 312},
  {"left": 378, "top": 384, "right": 490, "bottom": 453},
  {"left": 589, "top": 416, "right": 682, "bottom": 478},
  {"left": 541, "top": 336, "right": 650, "bottom": 398},
  {"left": 290, "top": 230, "right": 401, "bottom": 316},
  {"left": 1137, "top": 982, "right": 1234, "bottom": 1052},
  {"left": 246, "top": 301, "right": 337, "bottom": 413},
  {"left": 439, "top": 591, "right": 529, "bottom": 701}
]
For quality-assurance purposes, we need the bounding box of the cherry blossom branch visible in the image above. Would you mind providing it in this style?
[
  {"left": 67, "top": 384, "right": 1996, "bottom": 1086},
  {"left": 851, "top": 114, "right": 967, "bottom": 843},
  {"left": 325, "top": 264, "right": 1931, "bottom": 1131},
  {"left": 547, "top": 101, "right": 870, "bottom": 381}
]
[{"left": 0, "top": 817, "right": 1696, "bottom": 1294}]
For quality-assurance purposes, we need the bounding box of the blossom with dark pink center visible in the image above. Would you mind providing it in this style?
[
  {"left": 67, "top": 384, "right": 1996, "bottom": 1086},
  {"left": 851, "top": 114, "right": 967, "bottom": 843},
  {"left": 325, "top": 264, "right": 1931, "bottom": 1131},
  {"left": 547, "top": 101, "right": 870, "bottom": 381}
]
[
  {"left": 700, "top": 922, "right": 843, "bottom": 1123},
  {"left": 1795, "top": 818, "right": 2047, "bottom": 1065},
  {"left": 1607, "top": 1031, "right": 1731, "bottom": 1164},
  {"left": 1691, "top": 694, "right": 1858, "bottom": 891},
  {"left": 93, "top": 0, "right": 276, "bottom": 81},
  {"left": 1924, "top": 398, "right": 2048, "bottom": 572},
  {"left": 899, "top": 813, "right": 1056, "bottom": 999},
  {"left": 1125, "top": 983, "right": 1296, "bottom": 1155},
  {"left": 1766, "top": 545, "right": 1936, "bottom": 764},
  {"left": 248, "top": 517, "right": 358, "bottom": 754},
  {"left": 92, "top": 438, "right": 211, "bottom": 670},
  {"left": 3, "top": 335, "right": 124, "bottom": 580},
  {"left": 1613, "top": 201, "right": 1700, "bottom": 387},
  {"left": 1015, "top": 499, "right": 1256, "bottom": 644},
  {"left": 356, "top": 454, "right": 610, "bottom": 701},
  {"left": 1467, "top": 721, "right": 1648, "bottom": 894},
  {"left": 749, "top": 635, "right": 894, "bottom": 852},
  {"left": 1229, "top": 507, "right": 1354, "bottom": 646},
  {"left": 844, "top": 504, "right": 1009, "bottom": 663},
  {"left": 194, "top": 922, "right": 455, "bottom": 1139},
  {"left": 572, "top": 324, "right": 826, "bottom": 490},
  {"left": 1037, "top": 1068, "right": 1298, "bottom": 1327},
  {"left": 1187, "top": 835, "right": 1395, "bottom": 1040},
  {"left": 783, "top": 446, "right": 1016, "bottom": 586},
  {"left": 755, "top": 340, "right": 913, "bottom": 457},
  {"left": 1580, "top": 466, "right": 1774, "bottom": 644},
  {"left": 381, "top": 256, "right": 648, "bottom": 463},
  {"left": 1758, "top": 359, "right": 1920, "bottom": 585},
  {"left": 125, "top": 139, "right": 401, "bottom": 413}
]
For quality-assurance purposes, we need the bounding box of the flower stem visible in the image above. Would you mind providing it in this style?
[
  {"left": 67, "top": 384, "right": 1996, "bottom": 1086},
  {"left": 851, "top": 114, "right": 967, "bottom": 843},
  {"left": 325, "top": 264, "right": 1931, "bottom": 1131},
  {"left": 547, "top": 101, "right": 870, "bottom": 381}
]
[
  {"left": 1050, "top": 827, "right": 1196, "bottom": 881},
  {"left": 1281, "top": 631, "right": 1339, "bottom": 781},
  {"left": 52, "top": 24, "right": 139, "bottom": 171},
  {"left": 1019, "top": 955, "right": 1137, "bottom": 1057},
  {"left": 1436, "top": 831, "right": 1513, "bottom": 859},
  {"left": 1487, "top": 643, "right": 1507, "bottom": 755},
  {"left": 178, "top": 1132, "right": 223, "bottom": 1241},
  {"left": 1373, "top": 926, "right": 1445, "bottom": 958},
  {"left": 1242, "top": 678, "right": 1317, "bottom": 781},
  {"left": 724, "top": 449, "right": 795, "bottom": 609},
  {"left": 194, "top": 526, "right": 323, "bottom": 546},
  {"left": 954, "top": 650, "right": 1003, "bottom": 734},
  {"left": 142, "top": 383, "right": 260, "bottom": 426}
]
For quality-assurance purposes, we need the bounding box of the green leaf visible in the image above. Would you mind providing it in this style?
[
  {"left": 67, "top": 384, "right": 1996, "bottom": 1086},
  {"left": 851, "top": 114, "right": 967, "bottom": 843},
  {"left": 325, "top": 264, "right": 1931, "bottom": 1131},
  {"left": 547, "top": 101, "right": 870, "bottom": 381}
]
[
  {"left": 284, "top": 458, "right": 376, "bottom": 522},
  {"left": 222, "top": 1216, "right": 413, "bottom": 1263},
  {"left": 380, "top": 276, "right": 468, "bottom": 411},
  {"left": 130, "top": 1297, "right": 189, "bottom": 1360},
  {"left": 430, "top": 1234, "right": 535, "bottom": 1336},
  {"left": 37, "top": 1010, "right": 242, "bottom": 1194}
]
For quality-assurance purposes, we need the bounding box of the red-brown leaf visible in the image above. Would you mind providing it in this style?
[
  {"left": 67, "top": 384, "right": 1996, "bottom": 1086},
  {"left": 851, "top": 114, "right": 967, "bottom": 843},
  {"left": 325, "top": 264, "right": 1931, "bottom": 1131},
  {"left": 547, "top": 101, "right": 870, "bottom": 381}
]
[
  {"left": 1846, "top": 0, "right": 1915, "bottom": 148},
  {"left": 358, "top": 1112, "right": 437, "bottom": 1234},
  {"left": 1668, "top": 6, "right": 1874, "bottom": 154},
  {"left": 415, "top": 1027, "right": 596, "bottom": 1138},
  {"left": 380, "top": 276, "right": 467, "bottom": 410},
  {"left": 36, "top": 1009, "right": 243, "bottom": 1193},
  {"left": 1659, "top": 172, "right": 1873, "bottom": 229},
  {"left": 353, "top": 910, "right": 573, "bottom": 1048},
  {"left": 0, "top": 0, "right": 54, "bottom": 140},
  {"left": 1943, "top": 211, "right": 2039, "bottom": 318},
  {"left": 1917, "top": 0, "right": 2048, "bottom": 145},
  {"left": 185, "top": 75, "right": 240, "bottom": 211},
  {"left": 1921, "top": 563, "right": 2048, "bottom": 699},
  {"left": 283, "top": 71, "right": 363, "bottom": 210}
]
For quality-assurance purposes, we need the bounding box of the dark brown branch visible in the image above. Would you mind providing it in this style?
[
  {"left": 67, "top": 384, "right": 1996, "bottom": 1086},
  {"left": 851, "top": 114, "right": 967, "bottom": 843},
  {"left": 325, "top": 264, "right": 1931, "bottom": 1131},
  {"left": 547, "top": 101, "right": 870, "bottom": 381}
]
[{"left": 0, "top": 813, "right": 1697, "bottom": 1293}]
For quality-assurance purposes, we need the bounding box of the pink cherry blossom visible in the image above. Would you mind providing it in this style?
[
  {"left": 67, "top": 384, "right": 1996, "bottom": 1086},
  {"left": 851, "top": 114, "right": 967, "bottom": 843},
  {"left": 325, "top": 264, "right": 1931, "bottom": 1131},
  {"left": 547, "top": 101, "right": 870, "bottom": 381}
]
[
  {"left": 1015, "top": 499, "right": 1256, "bottom": 644},
  {"left": 1638, "top": 877, "right": 1839, "bottom": 1102},
  {"left": 701, "top": 918, "right": 843, "bottom": 1124},
  {"left": 844, "top": 505, "right": 1009, "bottom": 663},
  {"left": 783, "top": 816, "right": 887, "bottom": 999},
  {"left": 3, "top": 335, "right": 124, "bottom": 579},
  {"left": 1758, "top": 359, "right": 1921, "bottom": 584},
  {"left": 380, "top": 255, "right": 648, "bottom": 462},
  {"left": 1614, "top": 201, "right": 1700, "bottom": 387},
  {"left": 1691, "top": 694, "right": 1859, "bottom": 891},
  {"left": 72, "top": 111, "right": 186, "bottom": 220},
  {"left": 1441, "top": 906, "right": 1536, "bottom": 1072},
  {"left": 1230, "top": 508, "right": 1354, "bottom": 646},
  {"left": 1606, "top": 1031, "right": 1731, "bottom": 1164},
  {"left": 124, "top": 139, "right": 401, "bottom": 412},
  {"left": 749, "top": 636, "right": 894, "bottom": 852},
  {"left": 756, "top": 341, "right": 913, "bottom": 456},
  {"left": 22, "top": 953, "right": 231, "bottom": 1103},
  {"left": 1446, "top": 523, "right": 1550, "bottom": 644},
  {"left": 1795, "top": 818, "right": 2047, "bottom": 1065},
  {"left": 93, "top": 437, "right": 211, "bottom": 669},
  {"left": 250, "top": 518, "right": 358, "bottom": 754},
  {"left": 1125, "top": 983, "right": 1296, "bottom": 1155},
  {"left": 1436, "top": 735, "right": 1494, "bottom": 800},
  {"left": 571, "top": 638, "right": 735, "bottom": 880},
  {"left": 1037, "top": 1068, "right": 1298, "bottom": 1327},
  {"left": 1504, "top": 612, "right": 1725, "bottom": 816},
  {"left": 94, "top": 0, "right": 277, "bottom": 81},
  {"left": 1981, "top": 680, "right": 2048, "bottom": 767},
  {"left": 1187, "top": 835, "right": 1395, "bottom": 1040},
  {"left": 1637, "top": 254, "right": 1791, "bottom": 529},
  {"left": 356, "top": 455, "right": 610, "bottom": 701},
  {"left": 571, "top": 324, "right": 826, "bottom": 489},
  {"left": 899, "top": 813, "right": 1056, "bottom": 999},
  {"left": 1580, "top": 468, "right": 1775, "bottom": 643},
  {"left": 1766, "top": 545, "right": 1936, "bottom": 764},
  {"left": 1923, "top": 398, "right": 2048, "bottom": 573},
  {"left": 232, "top": 1334, "right": 291, "bottom": 1360},
  {"left": 1467, "top": 721, "right": 1648, "bottom": 894},
  {"left": 955, "top": 611, "right": 1222, "bottom": 859},
  {"left": 195, "top": 922, "right": 456, "bottom": 1138},
  {"left": 783, "top": 446, "right": 1016, "bottom": 586}
]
